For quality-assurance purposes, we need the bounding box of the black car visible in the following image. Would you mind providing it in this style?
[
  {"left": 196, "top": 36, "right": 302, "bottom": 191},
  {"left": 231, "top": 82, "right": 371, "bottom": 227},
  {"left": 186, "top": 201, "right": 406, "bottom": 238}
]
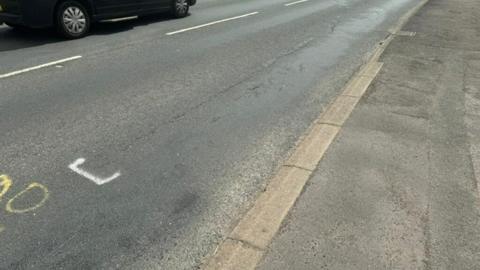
[{"left": 0, "top": 0, "right": 196, "bottom": 38}]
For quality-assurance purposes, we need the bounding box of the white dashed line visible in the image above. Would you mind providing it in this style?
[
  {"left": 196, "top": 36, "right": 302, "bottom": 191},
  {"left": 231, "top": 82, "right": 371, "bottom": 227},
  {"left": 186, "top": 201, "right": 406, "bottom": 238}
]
[
  {"left": 166, "top": 12, "right": 259, "bottom": 36},
  {"left": 284, "top": 0, "right": 310, "bottom": 6},
  {"left": 0, "top": 55, "right": 82, "bottom": 79}
]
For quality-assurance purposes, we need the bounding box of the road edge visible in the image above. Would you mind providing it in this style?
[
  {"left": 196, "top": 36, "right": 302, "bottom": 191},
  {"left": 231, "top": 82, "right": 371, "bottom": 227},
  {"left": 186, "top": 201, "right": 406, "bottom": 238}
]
[{"left": 201, "top": 1, "right": 429, "bottom": 269}]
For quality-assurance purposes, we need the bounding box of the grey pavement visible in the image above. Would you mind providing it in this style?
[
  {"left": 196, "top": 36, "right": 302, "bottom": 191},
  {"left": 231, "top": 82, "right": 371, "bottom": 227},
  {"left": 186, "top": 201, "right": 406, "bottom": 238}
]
[
  {"left": 258, "top": 0, "right": 480, "bottom": 269},
  {"left": 0, "top": 0, "right": 420, "bottom": 269}
]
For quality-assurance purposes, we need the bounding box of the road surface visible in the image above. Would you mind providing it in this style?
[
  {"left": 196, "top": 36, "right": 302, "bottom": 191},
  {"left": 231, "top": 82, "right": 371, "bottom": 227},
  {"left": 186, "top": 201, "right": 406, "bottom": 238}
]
[{"left": 0, "top": 0, "right": 418, "bottom": 268}]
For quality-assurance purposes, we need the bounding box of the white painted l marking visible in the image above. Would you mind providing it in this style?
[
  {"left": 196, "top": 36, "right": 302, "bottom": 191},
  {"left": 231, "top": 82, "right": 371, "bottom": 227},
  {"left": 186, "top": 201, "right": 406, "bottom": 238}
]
[{"left": 69, "top": 158, "right": 121, "bottom": 185}]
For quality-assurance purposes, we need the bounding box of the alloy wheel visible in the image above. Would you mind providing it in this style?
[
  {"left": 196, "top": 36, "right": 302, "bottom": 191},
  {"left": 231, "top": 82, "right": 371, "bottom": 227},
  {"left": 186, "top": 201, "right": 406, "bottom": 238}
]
[
  {"left": 62, "top": 6, "right": 87, "bottom": 35},
  {"left": 175, "top": 0, "right": 188, "bottom": 15}
]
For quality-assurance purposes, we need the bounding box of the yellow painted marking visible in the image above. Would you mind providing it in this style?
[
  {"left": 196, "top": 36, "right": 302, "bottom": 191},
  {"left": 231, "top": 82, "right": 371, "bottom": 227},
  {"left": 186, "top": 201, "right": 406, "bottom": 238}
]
[
  {"left": 0, "top": 175, "right": 13, "bottom": 201},
  {"left": 6, "top": 182, "right": 49, "bottom": 214}
]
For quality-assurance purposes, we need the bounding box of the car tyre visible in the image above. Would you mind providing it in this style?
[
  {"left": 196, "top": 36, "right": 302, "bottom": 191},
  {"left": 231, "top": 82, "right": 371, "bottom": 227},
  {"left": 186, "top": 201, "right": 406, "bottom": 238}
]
[
  {"left": 171, "top": 0, "right": 189, "bottom": 18},
  {"left": 56, "top": 1, "right": 90, "bottom": 39}
]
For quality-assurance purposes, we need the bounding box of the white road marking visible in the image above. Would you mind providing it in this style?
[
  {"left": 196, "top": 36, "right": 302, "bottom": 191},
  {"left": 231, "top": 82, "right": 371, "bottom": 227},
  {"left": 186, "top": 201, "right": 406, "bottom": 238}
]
[
  {"left": 0, "top": 56, "right": 82, "bottom": 79},
  {"left": 166, "top": 12, "right": 259, "bottom": 36},
  {"left": 396, "top": 30, "right": 417, "bottom": 37},
  {"left": 284, "top": 0, "right": 309, "bottom": 6},
  {"left": 69, "top": 158, "right": 121, "bottom": 185}
]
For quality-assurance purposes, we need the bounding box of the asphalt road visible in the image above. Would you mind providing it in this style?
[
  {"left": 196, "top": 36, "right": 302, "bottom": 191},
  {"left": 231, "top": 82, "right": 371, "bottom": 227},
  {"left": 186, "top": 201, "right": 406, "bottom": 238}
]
[{"left": 0, "top": 0, "right": 418, "bottom": 269}]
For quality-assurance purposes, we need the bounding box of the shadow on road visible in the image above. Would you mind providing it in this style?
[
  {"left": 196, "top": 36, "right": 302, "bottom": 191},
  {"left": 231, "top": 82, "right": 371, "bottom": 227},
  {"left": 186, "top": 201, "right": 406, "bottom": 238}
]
[
  {"left": 92, "top": 13, "right": 174, "bottom": 35},
  {"left": 0, "top": 26, "right": 61, "bottom": 52},
  {"left": 0, "top": 13, "right": 176, "bottom": 52}
]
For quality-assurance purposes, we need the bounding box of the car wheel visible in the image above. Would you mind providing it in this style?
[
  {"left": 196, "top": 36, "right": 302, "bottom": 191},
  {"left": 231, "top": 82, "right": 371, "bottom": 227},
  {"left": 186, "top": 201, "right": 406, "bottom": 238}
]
[
  {"left": 56, "top": 1, "right": 90, "bottom": 39},
  {"left": 172, "top": 0, "right": 189, "bottom": 18}
]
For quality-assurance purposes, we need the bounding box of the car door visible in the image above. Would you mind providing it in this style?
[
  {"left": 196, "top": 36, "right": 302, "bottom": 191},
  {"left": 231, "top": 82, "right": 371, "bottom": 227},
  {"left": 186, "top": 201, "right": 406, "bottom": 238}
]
[
  {"left": 95, "top": 0, "right": 143, "bottom": 18},
  {"left": 140, "top": 0, "right": 170, "bottom": 14}
]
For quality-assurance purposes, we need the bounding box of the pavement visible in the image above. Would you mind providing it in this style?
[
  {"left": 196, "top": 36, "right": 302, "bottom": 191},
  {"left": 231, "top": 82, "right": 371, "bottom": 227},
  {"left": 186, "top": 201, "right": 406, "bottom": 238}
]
[
  {"left": 257, "top": 0, "right": 480, "bottom": 269},
  {"left": 0, "top": 0, "right": 422, "bottom": 269}
]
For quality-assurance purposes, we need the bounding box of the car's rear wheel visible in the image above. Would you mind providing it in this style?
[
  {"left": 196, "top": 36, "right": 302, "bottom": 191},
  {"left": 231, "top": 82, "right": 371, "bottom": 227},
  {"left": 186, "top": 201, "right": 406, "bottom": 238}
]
[
  {"left": 56, "top": 1, "right": 90, "bottom": 39},
  {"left": 172, "top": 0, "right": 189, "bottom": 18}
]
